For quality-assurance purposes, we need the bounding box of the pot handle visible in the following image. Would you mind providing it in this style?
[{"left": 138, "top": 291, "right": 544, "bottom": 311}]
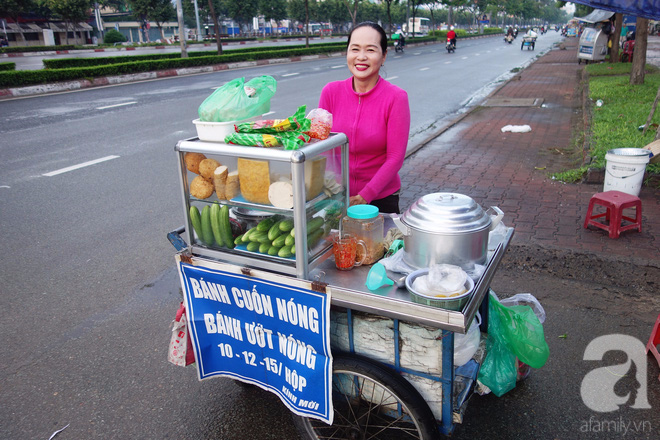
[
  {"left": 388, "top": 214, "right": 410, "bottom": 236},
  {"left": 487, "top": 206, "right": 504, "bottom": 231}
]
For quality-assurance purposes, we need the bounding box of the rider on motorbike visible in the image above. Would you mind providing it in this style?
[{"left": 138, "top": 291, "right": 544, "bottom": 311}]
[
  {"left": 392, "top": 29, "right": 406, "bottom": 51},
  {"left": 505, "top": 26, "right": 515, "bottom": 43},
  {"left": 447, "top": 26, "right": 457, "bottom": 49}
]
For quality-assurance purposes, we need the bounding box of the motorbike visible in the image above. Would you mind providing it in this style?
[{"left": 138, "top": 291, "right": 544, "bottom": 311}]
[
  {"left": 394, "top": 39, "right": 404, "bottom": 53},
  {"left": 504, "top": 34, "right": 514, "bottom": 44},
  {"left": 446, "top": 37, "right": 455, "bottom": 53}
]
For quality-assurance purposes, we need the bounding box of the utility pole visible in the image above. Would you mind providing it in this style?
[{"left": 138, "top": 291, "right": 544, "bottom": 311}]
[
  {"left": 176, "top": 0, "right": 188, "bottom": 58},
  {"left": 193, "top": 0, "right": 202, "bottom": 41}
]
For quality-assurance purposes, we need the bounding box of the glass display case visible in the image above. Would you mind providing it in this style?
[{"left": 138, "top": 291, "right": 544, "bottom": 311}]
[{"left": 175, "top": 133, "right": 349, "bottom": 279}]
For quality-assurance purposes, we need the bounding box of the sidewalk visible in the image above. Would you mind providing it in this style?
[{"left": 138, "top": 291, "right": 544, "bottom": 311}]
[{"left": 399, "top": 37, "right": 660, "bottom": 269}]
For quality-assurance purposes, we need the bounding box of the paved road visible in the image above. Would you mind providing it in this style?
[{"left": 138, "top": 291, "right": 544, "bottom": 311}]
[{"left": 0, "top": 33, "right": 588, "bottom": 440}]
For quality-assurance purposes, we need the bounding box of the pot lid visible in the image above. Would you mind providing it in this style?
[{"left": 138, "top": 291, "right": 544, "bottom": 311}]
[{"left": 401, "top": 193, "right": 491, "bottom": 233}]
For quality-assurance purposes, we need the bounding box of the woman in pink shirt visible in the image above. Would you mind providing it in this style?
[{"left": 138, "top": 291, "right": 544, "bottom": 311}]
[{"left": 319, "top": 22, "right": 411, "bottom": 214}]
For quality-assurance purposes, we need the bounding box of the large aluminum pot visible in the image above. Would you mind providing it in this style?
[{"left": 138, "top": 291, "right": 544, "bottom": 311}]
[{"left": 392, "top": 193, "right": 503, "bottom": 269}]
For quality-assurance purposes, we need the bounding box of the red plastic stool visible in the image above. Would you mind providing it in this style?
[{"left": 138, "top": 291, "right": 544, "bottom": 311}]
[
  {"left": 583, "top": 190, "right": 642, "bottom": 239},
  {"left": 646, "top": 314, "right": 660, "bottom": 381}
]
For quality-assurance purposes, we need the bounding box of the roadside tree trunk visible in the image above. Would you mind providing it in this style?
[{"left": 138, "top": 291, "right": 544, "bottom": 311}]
[
  {"left": 610, "top": 13, "right": 622, "bottom": 63},
  {"left": 304, "top": 0, "right": 309, "bottom": 48},
  {"left": 630, "top": 17, "right": 648, "bottom": 85},
  {"left": 208, "top": 0, "right": 223, "bottom": 54}
]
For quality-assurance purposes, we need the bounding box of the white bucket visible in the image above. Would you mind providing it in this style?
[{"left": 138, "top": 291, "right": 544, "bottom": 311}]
[{"left": 603, "top": 148, "right": 652, "bottom": 196}]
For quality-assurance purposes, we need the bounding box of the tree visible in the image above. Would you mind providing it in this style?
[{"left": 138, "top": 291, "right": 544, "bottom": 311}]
[
  {"left": 151, "top": 0, "right": 175, "bottom": 41},
  {"left": 630, "top": 16, "right": 648, "bottom": 85},
  {"left": 287, "top": 0, "right": 318, "bottom": 31},
  {"left": 408, "top": 0, "right": 425, "bottom": 36},
  {"left": 317, "top": 0, "right": 350, "bottom": 33},
  {"left": 381, "top": 0, "right": 399, "bottom": 35},
  {"left": 46, "top": 0, "right": 93, "bottom": 45},
  {"left": 207, "top": 0, "right": 222, "bottom": 54},
  {"left": 0, "top": 0, "right": 37, "bottom": 44},
  {"left": 259, "top": 0, "right": 287, "bottom": 29},
  {"left": 610, "top": 13, "right": 622, "bottom": 64},
  {"left": 224, "top": 0, "right": 258, "bottom": 33},
  {"left": 127, "top": 0, "right": 156, "bottom": 42},
  {"left": 343, "top": 0, "right": 360, "bottom": 28}
]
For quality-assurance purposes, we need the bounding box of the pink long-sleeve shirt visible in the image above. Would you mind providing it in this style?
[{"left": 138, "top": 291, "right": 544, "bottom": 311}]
[{"left": 319, "top": 76, "right": 410, "bottom": 203}]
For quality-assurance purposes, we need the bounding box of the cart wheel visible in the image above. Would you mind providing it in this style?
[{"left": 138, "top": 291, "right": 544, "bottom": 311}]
[
  {"left": 521, "top": 43, "right": 524, "bottom": 50},
  {"left": 293, "top": 354, "right": 441, "bottom": 440}
]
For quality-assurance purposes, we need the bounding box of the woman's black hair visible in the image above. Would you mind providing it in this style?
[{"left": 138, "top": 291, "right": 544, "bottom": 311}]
[{"left": 347, "top": 21, "right": 388, "bottom": 54}]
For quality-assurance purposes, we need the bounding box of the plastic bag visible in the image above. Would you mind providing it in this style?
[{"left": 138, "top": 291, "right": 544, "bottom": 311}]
[
  {"left": 500, "top": 293, "right": 546, "bottom": 324},
  {"left": 488, "top": 220, "right": 508, "bottom": 252},
  {"left": 304, "top": 108, "right": 333, "bottom": 140},
  {"left": 477, "top": 292, "right": 549, "bottom": 396},
  {"left": 478, "top": 335, "right": 518, "bottom": 396},
  {"left": 224, "top": 131, "right": 310, "bottom": 150},
  {"left": 198, "top": 76, "right": 277, "bottom": 122},
  {"left": 454, "top": 312, "right": 481, "bottom": 367},
  {"left": 378, "top": 246, "right": 417, "bottom": 275},
  {"left": 235, "top": 105, "right": 311, "bottom": 134},
  {"left": 493, "top": 296, "right": 549, "bottom": 368},
  {"left": 168, "top": 302, "right": 195, "bottom": 367}
]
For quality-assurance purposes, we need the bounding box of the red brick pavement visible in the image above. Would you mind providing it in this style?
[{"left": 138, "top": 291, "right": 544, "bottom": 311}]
[{"left": 400, "top": 39, "right": 660, "bottom": 264}]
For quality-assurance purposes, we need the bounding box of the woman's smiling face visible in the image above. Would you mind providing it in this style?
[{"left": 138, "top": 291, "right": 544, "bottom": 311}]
[{"left": 347, "top": 26, "right": 386, "bottom": 91}]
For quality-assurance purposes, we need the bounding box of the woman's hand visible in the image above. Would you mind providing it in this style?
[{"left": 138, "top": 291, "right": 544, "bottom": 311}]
[{"left": 349, "top": 195, "right": 366, "bottom": 206}]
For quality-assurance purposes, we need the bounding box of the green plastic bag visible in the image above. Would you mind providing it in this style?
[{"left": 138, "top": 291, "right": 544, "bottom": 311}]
[
  {"left": 493, "top": 296, "right": 550, "bottom": 369},
  {"left": 478, "top": 292, "right": 549, "bottom": 397},
  {"left": 478, "top": 333, "right": 518, "bottom": 397},
  {"left": 198, "top": 76, "right": 277, "bottom": 122}
]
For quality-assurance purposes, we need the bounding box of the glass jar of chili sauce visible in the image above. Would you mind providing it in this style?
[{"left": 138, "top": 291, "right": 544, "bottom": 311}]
[{"left": 340, "top": 205, "right": 385, "bottom": 265}]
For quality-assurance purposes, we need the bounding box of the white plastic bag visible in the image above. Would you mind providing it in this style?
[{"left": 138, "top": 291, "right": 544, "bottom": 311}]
[
  {"left": 454, "top": 312, "right": 481, "bottom": 366},
  {"left": 379, "top": 248, "right": 418, "bottom": 275},
  {"left": 500, "top": 293, "right": 546, "bottom": 323}
]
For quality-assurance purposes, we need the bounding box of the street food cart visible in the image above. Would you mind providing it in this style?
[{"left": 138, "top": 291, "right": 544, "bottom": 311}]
[{"left": 169, "top": 133, "right": 515, "bottom": 439}]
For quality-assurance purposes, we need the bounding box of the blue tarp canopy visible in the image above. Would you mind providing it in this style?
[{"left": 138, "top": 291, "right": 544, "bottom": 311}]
[{"left": 571, "top": 0, "right": 660, "bottom": 20}]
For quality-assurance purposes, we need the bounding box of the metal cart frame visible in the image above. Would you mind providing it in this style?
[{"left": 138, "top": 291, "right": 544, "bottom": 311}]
[{"left": 169, "top": 225, "right": 514, "bottom": 438}]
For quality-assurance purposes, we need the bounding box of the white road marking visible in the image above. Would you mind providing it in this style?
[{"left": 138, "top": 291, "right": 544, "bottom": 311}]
[
  {"left": 0, "top": 185, "right": 10, "bottom": 189},
  {"left": 96, "top": 101, "right": 137, "bottom": 110},
  {"left": 444, "top": 61, "right": 452, "bottom": 64},
  {"left": 331, "top": 65, "right": 345, "bottom": 69},
  {"left": 475, "top": 53, "right": 481, "bottom": 56},
  {"left": 462, "top": 56, "right": 468, "bottom": 60},
  {"left": 282, "top": 73, "right": 299, "bottom": 77},
  {"left": 43, "top": 155, "right": 120, "bottom": 177},
  {"left": 420, "top": 67, "right": 430, "bottom": 71},
  {"left": 388, "top": 76, "right": 399, "bottom": 80}
]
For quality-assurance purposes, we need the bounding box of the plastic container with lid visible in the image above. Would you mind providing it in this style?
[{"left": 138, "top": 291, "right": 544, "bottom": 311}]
[{"left": 341, "top": 205, "right": 385, "bottom": 265}]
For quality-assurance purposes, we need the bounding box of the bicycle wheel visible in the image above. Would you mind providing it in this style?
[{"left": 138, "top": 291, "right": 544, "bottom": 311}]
[{"left": 293, "top": 354, "right": 440, "bottom": 440}]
